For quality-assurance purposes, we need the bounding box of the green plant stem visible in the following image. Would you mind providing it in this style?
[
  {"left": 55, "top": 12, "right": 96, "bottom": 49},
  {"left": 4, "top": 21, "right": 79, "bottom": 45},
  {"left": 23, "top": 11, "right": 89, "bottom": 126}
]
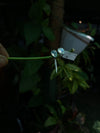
[{"left": 8, "top": 56, "right": 52, "bottom": 60}]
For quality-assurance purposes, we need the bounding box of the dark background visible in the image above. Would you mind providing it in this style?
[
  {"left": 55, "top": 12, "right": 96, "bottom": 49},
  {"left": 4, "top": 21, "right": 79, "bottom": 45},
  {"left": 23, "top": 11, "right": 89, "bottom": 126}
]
[
  {"left": 0, "top": 0, "right": 100, "bottom": 132},
  {"left": 65, "top": 0, "right": 100, "bottom": 23}
]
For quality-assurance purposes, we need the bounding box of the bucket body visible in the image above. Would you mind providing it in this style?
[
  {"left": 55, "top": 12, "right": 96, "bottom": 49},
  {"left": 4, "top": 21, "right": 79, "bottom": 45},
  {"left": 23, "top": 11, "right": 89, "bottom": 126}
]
[{"left": 61, "top": 27, "right": 94, "bottom": 55}]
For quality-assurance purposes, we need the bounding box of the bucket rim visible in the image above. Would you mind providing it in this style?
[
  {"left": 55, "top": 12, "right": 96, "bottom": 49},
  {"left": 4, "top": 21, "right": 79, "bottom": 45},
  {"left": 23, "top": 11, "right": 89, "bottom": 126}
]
[{"left": 64, "top": 26, "right": 94, "bottom": 41}]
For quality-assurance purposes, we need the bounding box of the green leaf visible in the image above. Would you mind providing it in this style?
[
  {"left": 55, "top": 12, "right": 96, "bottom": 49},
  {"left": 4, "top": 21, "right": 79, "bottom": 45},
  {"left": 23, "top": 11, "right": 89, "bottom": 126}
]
[
  {"left": 28, "top": 95, "right": 43, "bottom": 107},
  {"left": 79, "top": 81, "right": 89, "bottom": 90},
  {"left": 50, "top": 69, "right": 56, "bottom": 80},
  {"left": 42, "top": 18, "right": 49, "bottom": 27},
  {"left": 28, "top": 2, "right": 42, "bottom": 20},
  {"left": 44, "top": 116, "right": 57, "bottom": 127},
  {"left": 63, "top": 68, "right": 73, "bottom": 80},
  {"left": 24, "top": 22, "right": 41, "bottom": 45},
  {"left": 57, "top": 58, "right": 65, "bottom": 66},
  {"left": 46, "top": 105, "right": 57, "bottom": 117},
  {"left": 21, "top": 60, "right": 43, "bottom": 76},
  {"left": 90, "top": 29, "right": 96, "bottom": 36},
  {"left": 70, "top": 81, "right": 78, "bottom": 94},
  {"left": 88, "top": 23, "right": 92, "bottom": 31},
  {"left": 43, "top": 3, "right": 51, "bottom": 16},
  {"left": 39, "top": 0, "right": 46, "bottom": 7},
  {"left": 82, "top": 50, "right": 91, "bottom": 65},
  {"left": 71, "top": 22, "right": 78, "bottom": 29},
  {"left": 93, "top": 121, "right": 100, "bottom": 132},
  {"left": 50, "top": 67, "right": 62, "bottom": 80},
  {"left": 34, "top": 88, "right": 40, "bottom": 95},
  {"left": 41, "top": 46, "right": 49, "bottom": 53},
  {"left": 19, "top": 61, "right": 43, "bottom": 93},
  {"left": 94, "top": 42, "right": 100, "bottom": 48},
  {"left": 19, "top": 74, "right": 40, "bottom": 93},
  {"left": 66, "top": 64, "right": 81, "bottom": 72},
  {"left": 57, "top": 100, "right": 66, "bottom": 114},
  {"left": 7, "top": 44, "right": 26, "bottom": 57},
  {"left": 66, "top": 81, "right": 73, "bottom": 91},
  {"left": 78, "top": 71, "right": 89, "bottom": 81},
  {"left": 60, "top": 105, "right": 66, "bottom": 114},
  {"left": 42, "top": 26, "right": 55, "bottom": 41}
]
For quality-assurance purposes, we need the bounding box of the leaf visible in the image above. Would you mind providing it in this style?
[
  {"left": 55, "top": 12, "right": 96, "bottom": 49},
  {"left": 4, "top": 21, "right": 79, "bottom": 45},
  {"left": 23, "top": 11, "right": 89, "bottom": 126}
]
[
  {"left": 43, "top": 3, "right": 51, "bottom": 16},
  {"left": 78, "top": 71, "right": 89, "bottom": 81},
  {"left": 70, "top": 81, "right": 78, "bottom": 94},
  {"left": 42, "top": 18, "right": 49, "bottom": 27},
  {"left": 71, "top": 22, "right": 78, "bottom": 29},
  {"left": 42, "top": 26, "right": 55, "bottom": 41},
  {"left": 63, "top": 68, "right": 73, "bottom": 80},
  {"left": 66, "top": 64, "right": 81, "bottom": 72},
  {"left": 41, "top": 46, "right": 49, "bottom": 53},
  {"left": 50, "top": 67, "right": 62, "bottom": 80},
  {"left": 57, "top": 58, "right": 65, "bottom": 66},
  {"left": 7, "top": 44, "right": 26, "bottom": 57},
  {"left": 22, "top": 60, "right": 43, "bottom": 76},
  {"left": 57, "top": 100, "right": 66, "bottom": 114},
  {"left": 39, "top": 0, "right": 46, "bottom": 7},
  {"left": 46, "top": 105, "right": 57, "bottom": 117},
  {"left": 66, "top": 81, "right": 73, "bottom": 91},
  {"left": 82, "top": 50, "right": 91, "bottom": 65},
  {"left": 28, "top": 2, "right": 42, "bottom": 20},
  {"left": 28, "top": 95, "right": 43, "bottom": 107},
  {"left": 24, "top": 22, "right": 41, "bottom": 45},
  {"left": 44, "top": 116, "right": 57, "bottom": 127},
  {"left": 94, "top": 42, "right": 100, "bottom": 48},
  {"left": 60, "top": 105, "right": 66, "bottom": 114},
  {"left": 88, "top": 23, "right": 92, "bottom": 31},
  {"left": 93, "top": 121, "right": 100, "bottom": 132},
  {"left": 50, "top": 69, "right": 57, "bottom": 80},
  {"left": 19, "top": 61, "right": 43, "bottom": 93},
  {"left": 34, "top": 88, "right": 40, "bottom": 95},
  {"left": 19, "top": 74, "right": 40, "bottom": 93},
  {"left": 79, "top": 81, "right": 89, "bottom": 90},
  {"left": 90, "top": 29, "right": 96, "bottom": 36}
]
